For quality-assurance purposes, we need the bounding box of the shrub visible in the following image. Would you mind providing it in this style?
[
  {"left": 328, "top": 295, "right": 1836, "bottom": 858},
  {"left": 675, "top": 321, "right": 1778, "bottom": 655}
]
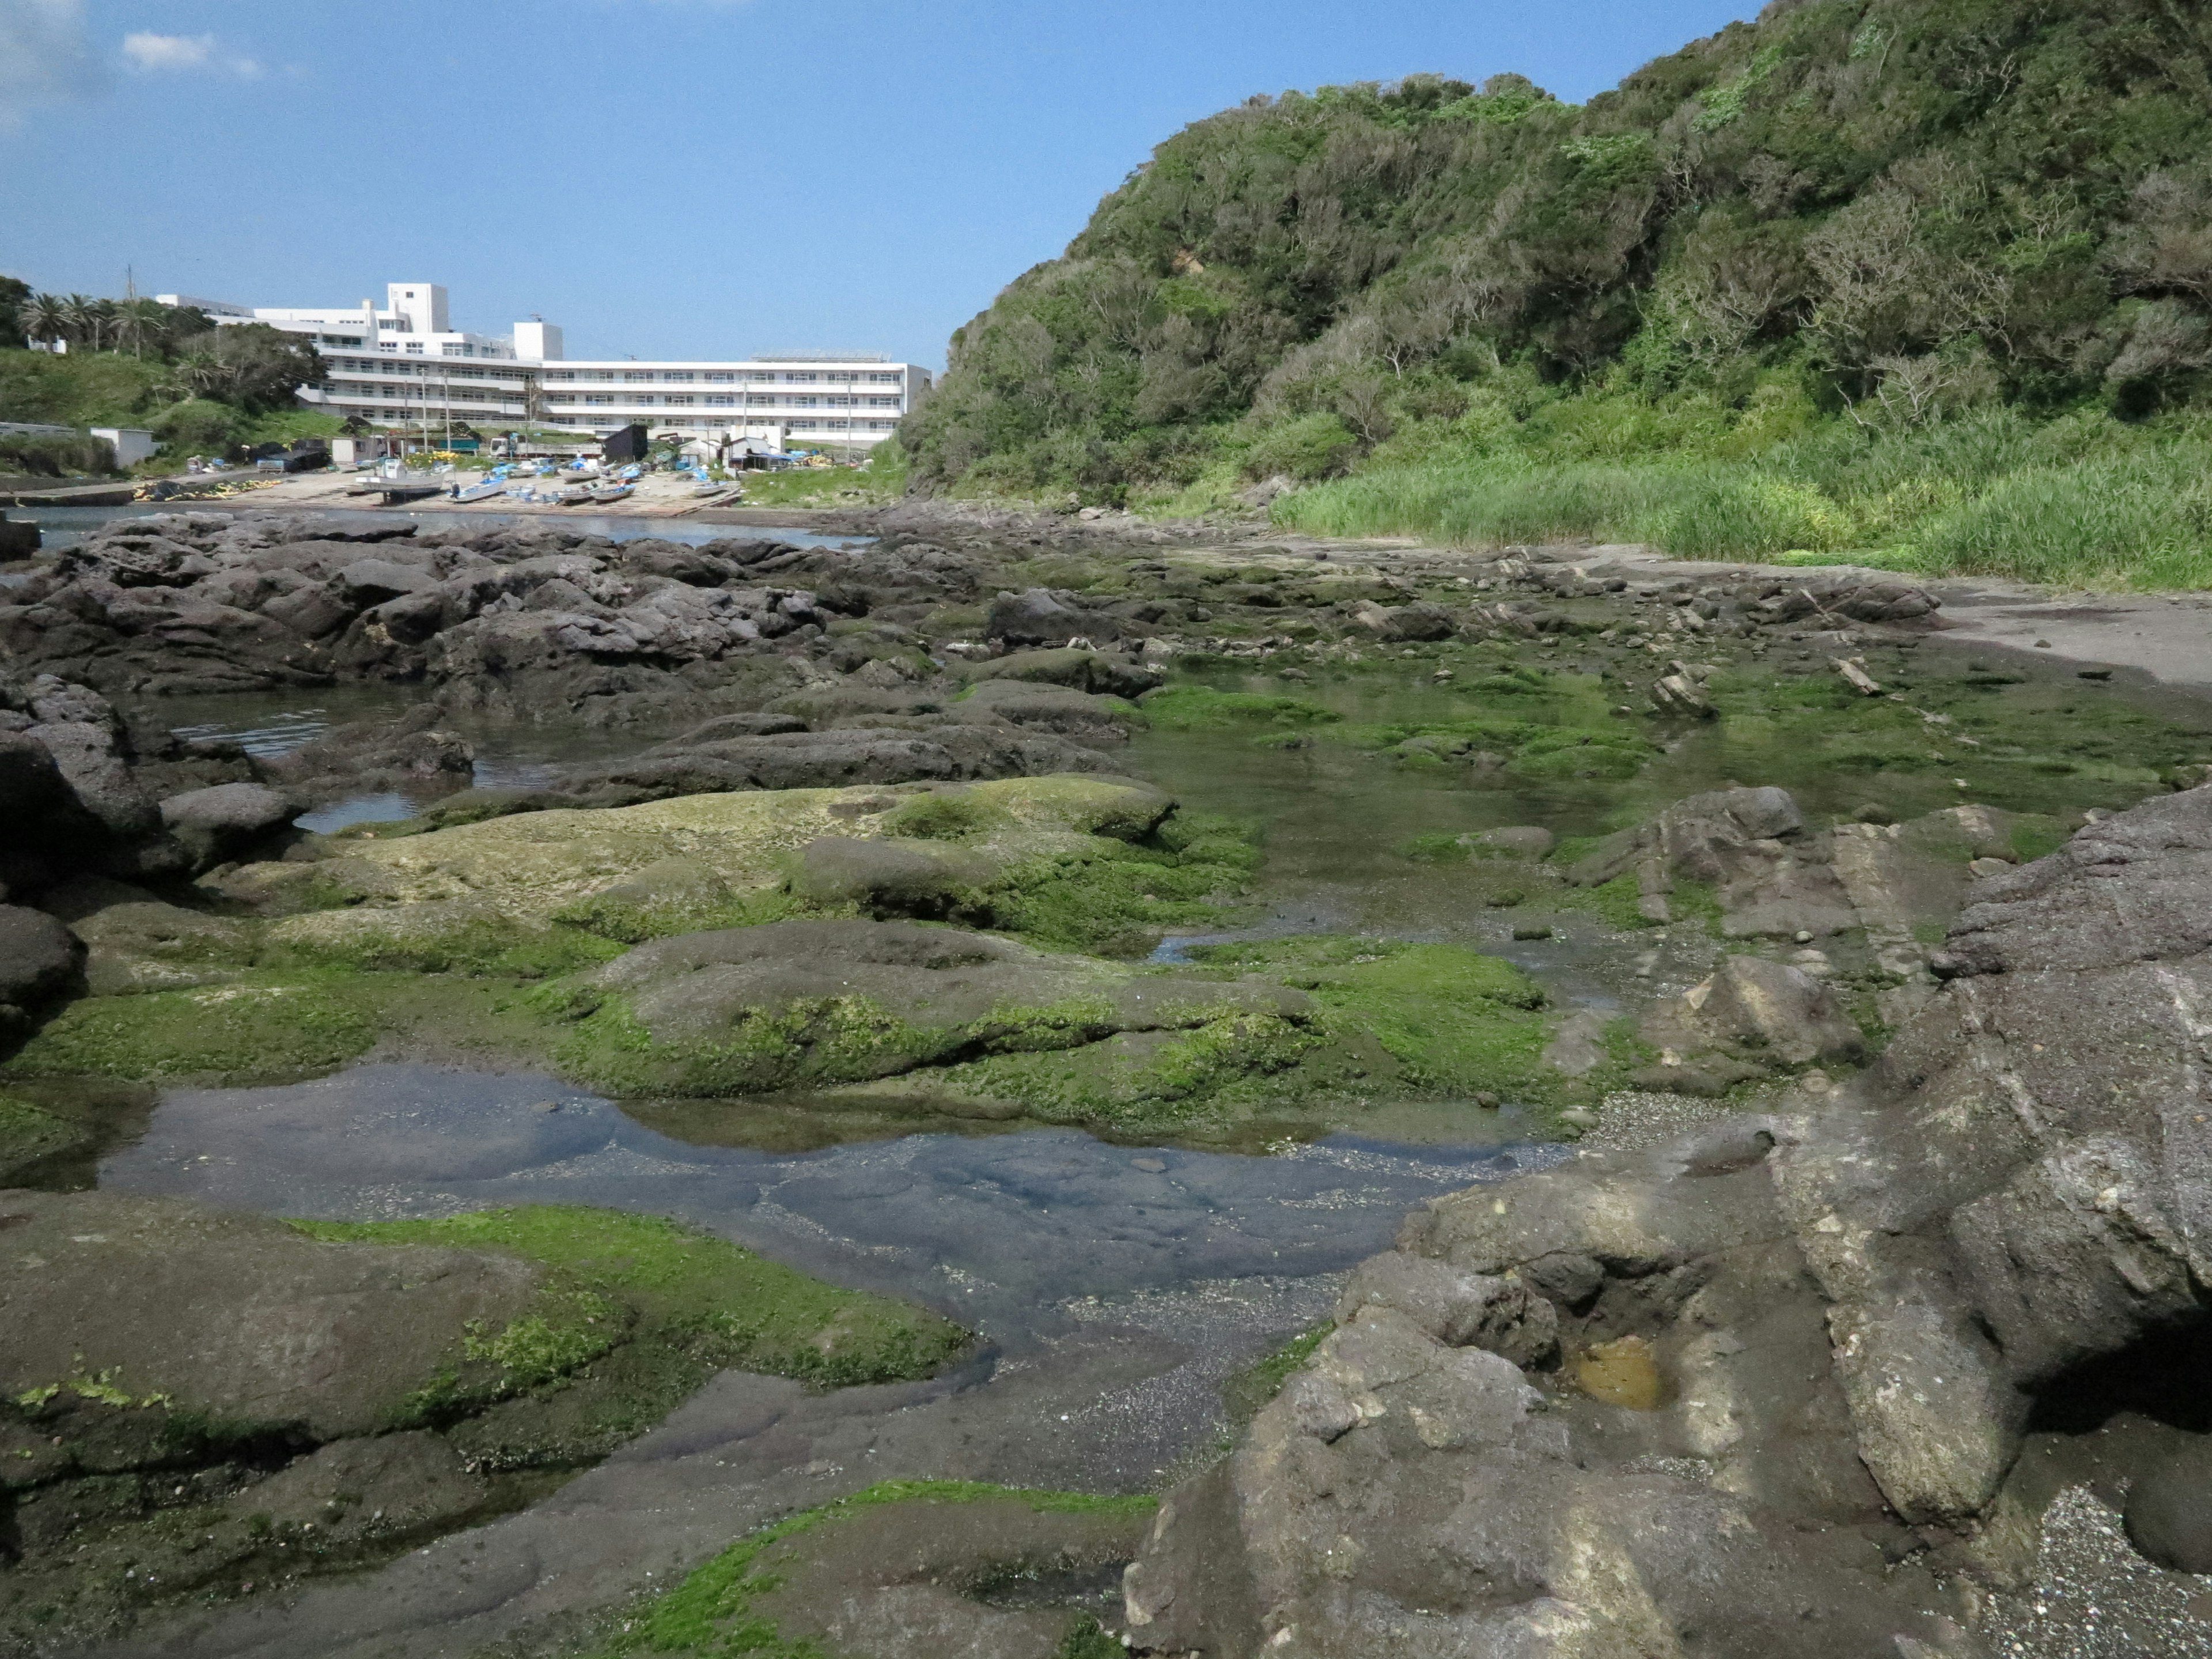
[{"left": 1241, "top": 411, "right": 1362, "bottom": 480}]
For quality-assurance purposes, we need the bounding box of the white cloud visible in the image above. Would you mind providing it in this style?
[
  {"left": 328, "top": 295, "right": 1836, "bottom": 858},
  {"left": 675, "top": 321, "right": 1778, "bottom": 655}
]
[
  {"left": 122, "top": 31, "right": 261, "bottom": 77},
  {"left": 122, "top": 31, "right": 213, "bottom": 71},
  {"left": 0, "top": 0, "right": 102, "bottom": 129}
]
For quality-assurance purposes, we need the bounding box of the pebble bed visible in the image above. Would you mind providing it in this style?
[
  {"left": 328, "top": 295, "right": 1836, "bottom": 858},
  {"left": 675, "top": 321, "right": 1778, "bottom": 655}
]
[{"left": 1986, "top": 1486, "right": 2212, "bottom": 1658}]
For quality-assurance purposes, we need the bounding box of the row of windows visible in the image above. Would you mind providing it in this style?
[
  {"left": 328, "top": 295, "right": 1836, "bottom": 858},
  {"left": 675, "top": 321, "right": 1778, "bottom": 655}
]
[
  {"left": 539, "top": 416, "right": 903, "bottom": 432},
  {"left": 540, "top": 393, "right": 899, "bottom": 409},
  {"left": 328, "top": 383, "right": 521, "bottom": 404},
  {"left": 540, "top": 369, "right": 906, "bottom": 385},
  {"left": 329, "top": 358, "right": 527, "bottom": 381}
]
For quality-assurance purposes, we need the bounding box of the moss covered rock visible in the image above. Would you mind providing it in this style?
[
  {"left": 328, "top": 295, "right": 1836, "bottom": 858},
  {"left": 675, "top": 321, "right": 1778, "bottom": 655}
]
[
  {"left": 0, "top": 1196, "right": 969, "bottom": 1644},
  {"left": 0, "top": 1092, "right": 95, "bottom": 1184},
  {"left": 542, "top": 918, "right": 1308, "bottom": 1105}
]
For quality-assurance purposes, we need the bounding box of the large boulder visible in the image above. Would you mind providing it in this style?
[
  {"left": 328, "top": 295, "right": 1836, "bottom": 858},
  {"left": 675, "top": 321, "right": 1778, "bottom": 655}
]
[
  {"left": 1636, "top": 955, "right": 1866, "bottom": 1092},
  {"left": 0, "top": 731, "right": 106, "bottom": 893},
  {"left": 0, "top": 906, "right": 85, "bottom": 1037},
  {"left": 548, "top": 724, "right": 1118, "bottom": 806},
  {"left": 1353, "top": 599, "right": 1457, "bottom": 642},
  {"left": 1122, "top": 784, "right": 2212, "bottom": 1653},
  {"left": 37, "top": 875, "right": 252, "bottom": 994},
  {"left": 22, "top": 720, "right": 160, "bottom": 842},
  {"left": 1567, "top": 786, "right": 2015, "bottom": 965},
  {"left": 962, "top": 646, "right": 1162, "bottom": 699},
  {"left": 158, "top": 782, "right": 298, "bottom": 873},
  {"left": 985, "top": 588, "right": 1121, "bottom": 647},
  {"left": 334, "top": 557, "right": 435, "bottom": 608}
]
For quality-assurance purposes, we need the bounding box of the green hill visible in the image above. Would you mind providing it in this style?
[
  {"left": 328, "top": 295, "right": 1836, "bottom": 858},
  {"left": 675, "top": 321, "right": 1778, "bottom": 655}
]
[{"left": 903, "top": 0, "right": 2212, "bottom": 585}]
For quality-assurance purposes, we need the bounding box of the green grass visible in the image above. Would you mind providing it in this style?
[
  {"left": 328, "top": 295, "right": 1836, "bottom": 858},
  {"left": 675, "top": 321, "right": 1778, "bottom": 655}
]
[
  {"left": 0, "top": 347, "right": 172, "bottom": 430},
  {"left": 1273, "top": 405, "right": 2212, "bottom": 590},
  {"left": 726, "top": 438, "right": 909, "bottom": 509},
  {"left": 578, "top": 1480, "right": 1154, "bottom": 1658}
]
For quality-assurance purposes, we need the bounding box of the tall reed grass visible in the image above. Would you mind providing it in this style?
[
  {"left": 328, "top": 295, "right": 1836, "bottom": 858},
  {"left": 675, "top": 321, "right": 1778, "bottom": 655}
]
[{"left": 1272, "top": 411, "right": 2212, "bottom": 589}]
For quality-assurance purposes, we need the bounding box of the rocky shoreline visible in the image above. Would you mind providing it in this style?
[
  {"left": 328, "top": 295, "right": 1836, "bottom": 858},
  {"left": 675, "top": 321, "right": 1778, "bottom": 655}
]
[
  {"left": 4, "top": 503, "right": 2212, "bottom": 1655},
  {"left": 1123, "top": 780, "right": 2212, "bottom": 1658}
]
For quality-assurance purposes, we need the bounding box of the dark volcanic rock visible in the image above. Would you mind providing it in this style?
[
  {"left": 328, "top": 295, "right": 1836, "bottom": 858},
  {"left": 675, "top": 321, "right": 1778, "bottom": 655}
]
[
  {"left": 0, "top": 905, "right": 86, "bottom": 1035},
  {"left": 158, "top": 782, "right": 300, "bottom": 874},
  {"left": 963, "top": 646, "right": 1162, "bottom": 699},
  {"left": 986, "top": 587, "right": 1122, "bottom": 647},
  {"left": 1123, "top": 783, "right": 2212, "bottom": 1656},
  {"left": 2124, "top": 1438, "right": 2212, "bottom": 1573},
  {"left": 548, "top": 725, "right": 1115, "bottom": 805},
  {"left": 0, "top": 730, "right": 106, "bottom": 893}
]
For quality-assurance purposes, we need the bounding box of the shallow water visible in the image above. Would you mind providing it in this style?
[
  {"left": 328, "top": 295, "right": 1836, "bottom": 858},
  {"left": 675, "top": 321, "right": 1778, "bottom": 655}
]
[
  {"left": 97, "top": 1062, "right": 1558, "bottom": 1348},
  {"left": 127, "top": 680, "right": 699, "bottom": 832}
]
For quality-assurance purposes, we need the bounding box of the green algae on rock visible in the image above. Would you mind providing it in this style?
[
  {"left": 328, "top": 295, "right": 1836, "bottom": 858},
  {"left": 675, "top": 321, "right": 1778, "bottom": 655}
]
[
  {"left": 293, "top": 1206, "right": 970, "bottom": 1440},
  {"left": 536, "top": 919, "right": 1311, "bottom": 1115},
  {"left": 0, "top": 1194, "right": 969, "bottom": 1650},
  {"left": 2, "top": 974, "right": 385, "bottom": 1085},
  {"left": 1181, "top": 937, "right": 1588, "bottom": 1101},
  {"left": 221, "top": 774, "right": 1240, "bottom": 967},
  {"left": 1136, "top": 684, "right": 1344, "bottom": 732},
  {"left": 803, "top": 933, "right": 1595, "bottom": 1137},
  {"left": 0, "top": 1091, "right": 95, "bottom": 1184},
  {"left": 573, "top": 1479, "right": 1154, "bottom": 1659}
]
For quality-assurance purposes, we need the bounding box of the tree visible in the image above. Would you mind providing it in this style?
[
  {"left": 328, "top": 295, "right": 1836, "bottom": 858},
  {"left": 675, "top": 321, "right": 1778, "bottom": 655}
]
[
  {"left": 0, "top": 276, "right": 27, "bottom": 351},
  {"left": 113, "top": 297, "right": 171, "bottom": 359},
  {"left": 164, "top": 324, "right": 324, "bottom": 412},
  {"left": 17, "top": 291, "right": 65, "bottom": 349}
]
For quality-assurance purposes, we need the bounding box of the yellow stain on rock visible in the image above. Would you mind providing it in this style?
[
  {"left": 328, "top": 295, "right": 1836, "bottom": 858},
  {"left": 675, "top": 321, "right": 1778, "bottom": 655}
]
[{"left": 1574, "top": 1334, "right": 1665, "bottom": 1410}]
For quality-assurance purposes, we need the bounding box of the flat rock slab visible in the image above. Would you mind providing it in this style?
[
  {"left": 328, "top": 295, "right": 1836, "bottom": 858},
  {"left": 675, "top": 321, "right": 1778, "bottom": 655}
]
[
  {"left": 225, "top": 774, "right": 1170, "bottom": 948},
  {"left": 0, "top": 1190, "right": 541, "bottom": 1439}
]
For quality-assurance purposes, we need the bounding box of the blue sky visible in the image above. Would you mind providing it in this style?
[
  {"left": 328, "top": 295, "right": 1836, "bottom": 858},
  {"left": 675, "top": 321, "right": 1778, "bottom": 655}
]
[{"left": 1, "top": 1, "right": 1760, "bottom": 369}]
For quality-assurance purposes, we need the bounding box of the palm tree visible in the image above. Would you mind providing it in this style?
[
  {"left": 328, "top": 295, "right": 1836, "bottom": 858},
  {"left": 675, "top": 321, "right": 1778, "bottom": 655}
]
[
  {"left": 115, "top": 297, "right": 168, "bottom": 359},
  {"left": 88, "top": 298, "right": 119, "bottom": 353},
  {"left": 17, "top": 293, "right": 65, "bottom": 348},
  {"left": 59, "top": 294, "right": 96, "bottom": 351}
]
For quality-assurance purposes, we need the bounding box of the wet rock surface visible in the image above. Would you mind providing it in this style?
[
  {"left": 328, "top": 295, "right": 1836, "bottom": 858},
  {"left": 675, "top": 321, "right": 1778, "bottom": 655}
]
[
  {"left": 6, "top": 509, "right": 2212, "bottom": 1655},
  {"left": 1123, "top": 782, "right": 2212, "bottom": 1657}
]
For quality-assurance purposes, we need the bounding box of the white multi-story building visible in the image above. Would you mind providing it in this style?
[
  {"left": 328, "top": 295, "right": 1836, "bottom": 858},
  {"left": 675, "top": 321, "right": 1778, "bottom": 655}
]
[{"left": 155, "top": 281, "right": 930, "bottom": 448}]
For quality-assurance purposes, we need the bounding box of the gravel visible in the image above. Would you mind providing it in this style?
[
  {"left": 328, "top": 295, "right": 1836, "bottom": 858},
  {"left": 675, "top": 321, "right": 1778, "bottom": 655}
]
[
  {"left": 1579, "top": 1089, "right": 1736, "bottom": 1154},
  {"left": 1985, "top": 1486, "right": 2212, "bottom": 1658}
]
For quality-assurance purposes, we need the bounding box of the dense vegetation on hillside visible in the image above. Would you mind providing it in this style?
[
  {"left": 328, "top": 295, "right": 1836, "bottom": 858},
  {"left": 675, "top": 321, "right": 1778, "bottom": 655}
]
[
  {"left": 904, "top": 0, "right": 2212, "bottom": 584},
  {"left": 0, "top": 290, "right": 331, "bottom": 475}
]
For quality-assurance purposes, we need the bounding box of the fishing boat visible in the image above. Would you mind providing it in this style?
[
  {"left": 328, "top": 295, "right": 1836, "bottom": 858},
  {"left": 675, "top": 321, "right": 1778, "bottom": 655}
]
[
  {"left": 555, "top": 484, "right": 594, "bottom": 506},
  {"left": 587, "top": 482, "right": 635, "bottom": 504},
  {"left": 452, "top": 479, "right": 505, "bottom": 503}
]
